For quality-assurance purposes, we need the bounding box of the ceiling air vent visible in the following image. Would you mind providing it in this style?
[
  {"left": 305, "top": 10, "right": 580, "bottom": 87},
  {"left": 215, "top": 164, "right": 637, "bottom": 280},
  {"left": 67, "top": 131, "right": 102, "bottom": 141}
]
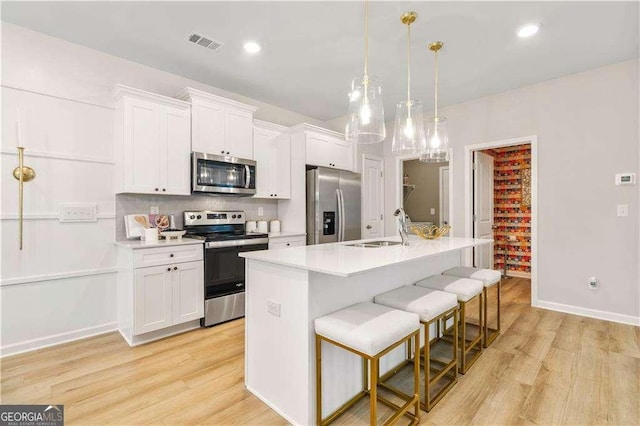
[{"left": 188, "top": 33, "right": 223, "bottom": 51}]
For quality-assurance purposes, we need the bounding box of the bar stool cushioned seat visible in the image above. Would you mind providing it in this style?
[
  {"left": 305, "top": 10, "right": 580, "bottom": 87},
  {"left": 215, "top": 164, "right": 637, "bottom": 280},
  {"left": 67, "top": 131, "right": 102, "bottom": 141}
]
[
  {"left": 443, "top": 266, "right": 501, "bottom": 348},
  {"left": 374, "top": 286, "right": 459, "bottom": 411},
  {"left": 415, "top": 275, "right": 484, "bottom": 374},
  {"left": 415, "top": 275, "right": 482, "bottom": 302},
  {"left": 374, "top": 286, "right": 457, "bottom": 322},
  {"left": 315, "top": 302, "right": 421, "bottom": 425},
  {"left": 443, "top": 267, "right": 500, "bottom": 287},
  {"left": 315, "top": 302, "right": 420, "bottom": 356}
]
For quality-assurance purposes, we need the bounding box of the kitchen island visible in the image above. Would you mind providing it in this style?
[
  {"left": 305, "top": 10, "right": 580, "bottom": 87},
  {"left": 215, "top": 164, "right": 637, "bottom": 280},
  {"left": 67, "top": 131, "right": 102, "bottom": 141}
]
[{"left": 240, "top": 235, "right": 492, "bottom": 425}]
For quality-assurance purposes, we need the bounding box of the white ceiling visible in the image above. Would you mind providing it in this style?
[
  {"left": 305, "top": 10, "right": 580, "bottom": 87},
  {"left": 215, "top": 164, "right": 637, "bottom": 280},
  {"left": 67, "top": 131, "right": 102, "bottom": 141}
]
[{"left": 2, "top": 1, "right": 638, "bottom": 121}]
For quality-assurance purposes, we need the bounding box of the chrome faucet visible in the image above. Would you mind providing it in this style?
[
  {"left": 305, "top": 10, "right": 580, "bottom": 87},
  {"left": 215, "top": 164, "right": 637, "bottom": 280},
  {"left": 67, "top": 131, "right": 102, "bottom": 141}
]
[{"left": 393, "top": 208, "right": 410, "bottom": 246}]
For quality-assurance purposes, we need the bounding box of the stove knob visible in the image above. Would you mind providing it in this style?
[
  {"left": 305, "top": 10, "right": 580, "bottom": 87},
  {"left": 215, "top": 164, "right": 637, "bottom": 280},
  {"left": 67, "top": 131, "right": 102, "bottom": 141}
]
[
  {"left": 237, "top": 214, "right": 242, "bottom": 219},
  {"left": 190, "top": 215, "right": 195, "bottom": 220},
  {"left": 197, "top": 215, "right": 202, "bottom": 219},
  {"left": 232, "top": 214, "right": 237, "bottom": 219}
]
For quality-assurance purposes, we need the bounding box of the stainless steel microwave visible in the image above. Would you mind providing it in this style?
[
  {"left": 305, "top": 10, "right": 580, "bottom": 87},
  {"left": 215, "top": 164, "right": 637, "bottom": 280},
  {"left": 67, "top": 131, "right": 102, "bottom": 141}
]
[{"left": 192, "top": 152, "right": 256, "bottom": 196}]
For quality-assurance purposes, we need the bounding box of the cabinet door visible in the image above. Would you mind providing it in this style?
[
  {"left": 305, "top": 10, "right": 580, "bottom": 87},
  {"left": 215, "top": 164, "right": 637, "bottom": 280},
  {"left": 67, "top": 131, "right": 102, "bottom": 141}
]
[
  {"left": 134, "top": 265, "right": 173, "bottom": 335},
  {"left": 274, "top": 133, "right": 291, "bottom": 199},
  {"left": 225, "top": 109, "right": 253, "bottom": 159},
  {"left": 172, "top": 261, "right": 204, "bottom": 325},
  {"left": 305, "top": 132, "right": 330, "bottom": 167},
  {"left": 253, "top": 127, "right": 276, "bottom": 198},
  {"left": 331, "top": 137, "right": 353, "bottom": 171},
  {"left": 192, "top": 101, "right": 225, "bottom": 155},
  {"left": 161, "top": 106, "right": 191, "bottom": 195},
  {"left": 123, "top": 97, "right": 161, "bottom": 193}
]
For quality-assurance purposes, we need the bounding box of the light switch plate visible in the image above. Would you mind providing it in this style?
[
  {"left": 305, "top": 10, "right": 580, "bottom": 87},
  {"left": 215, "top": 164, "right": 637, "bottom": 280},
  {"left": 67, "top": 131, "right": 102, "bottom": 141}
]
[
  {"left": 430, "top": 208, "right": 436, "bottom": 215},
  {"left": 149, "top": 206, "right": 159, "bottom": 215},
  {"left": 617, "top": 204, "right": 629, "bottom": 217},
  {"left": 258, "top": 207, "right": 264, "bottom": 216},
  {"left": 59, "top": 203, "right": 97, "bottom": 222}
]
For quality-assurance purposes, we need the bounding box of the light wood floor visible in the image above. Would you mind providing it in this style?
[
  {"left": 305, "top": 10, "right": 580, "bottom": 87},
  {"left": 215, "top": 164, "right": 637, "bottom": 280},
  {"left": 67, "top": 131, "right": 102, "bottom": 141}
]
[{"left": 1, "top": 278, "right": 639, "bottom": 425}]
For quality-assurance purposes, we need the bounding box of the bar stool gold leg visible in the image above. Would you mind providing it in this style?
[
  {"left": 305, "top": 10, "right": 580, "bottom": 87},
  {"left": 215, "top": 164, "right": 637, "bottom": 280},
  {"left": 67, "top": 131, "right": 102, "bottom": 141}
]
[
  {"left": 413, "top": 332, "right": 420, "bottom": 420},
  {"left": 316, "top": 334, "right": 322, "bottom": 426},
  {"left": 370, "top": 358, "right": 378, "bottom": 425},
  {"left": 483, "top": 279, "right": 502, "bottom": 347}
]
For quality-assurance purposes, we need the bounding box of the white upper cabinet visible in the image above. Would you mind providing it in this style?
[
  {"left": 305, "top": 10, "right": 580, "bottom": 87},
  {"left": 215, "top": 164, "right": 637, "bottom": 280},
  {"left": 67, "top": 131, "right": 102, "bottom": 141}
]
[
  {"left": 177, "top": 87, "right": 258, "bottom": 160},
  {"left": 114, "top": 85, "right": 191, "bottom": 195},
  {"left": 253, "top": 120, "right": 291, "bottom": 199},
  {"left": 293, "top": 123, "right": 354, "bottom": 172}
]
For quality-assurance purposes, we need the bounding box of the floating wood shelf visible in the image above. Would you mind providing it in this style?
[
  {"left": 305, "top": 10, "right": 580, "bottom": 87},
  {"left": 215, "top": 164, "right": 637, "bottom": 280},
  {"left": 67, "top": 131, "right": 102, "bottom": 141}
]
[
  {"left": 495, "top": 165, "right": 532, "bottom": 172},
  {"left": 494, "top": 231, "right": 530, "bottom": 237},
  {"left": 495, "top": 175, "right": 522, "bottom": 181},
  {"left": 495, "top": 184, "right": 522, "bottom": 190},
  {"left": 494, "top": 213, "right": 531, "bottom": 218},
  {"left": 495, "top": 154, "right": 531, "bottom": 162},
  {"left": 494, "top": 203, "right": 522, "bottom": 208}
]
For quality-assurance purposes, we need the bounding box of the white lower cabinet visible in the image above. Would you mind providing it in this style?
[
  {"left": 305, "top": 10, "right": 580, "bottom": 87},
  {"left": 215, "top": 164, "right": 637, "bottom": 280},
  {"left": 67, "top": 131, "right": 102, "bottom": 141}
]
[
  {"left": 118, "top": 243, "right": 204, "bottom": 345},
  {"left": 268, "top": 235, "right": 306, "bottom": 250},
  {"left": 133, "top": 260, "right": 203, "bottom": 336}
]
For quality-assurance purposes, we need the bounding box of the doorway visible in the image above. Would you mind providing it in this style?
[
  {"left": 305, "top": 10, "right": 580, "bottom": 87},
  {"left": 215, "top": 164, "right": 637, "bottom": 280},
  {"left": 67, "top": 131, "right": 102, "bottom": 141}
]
[
  {"left": 361, "top": 154, "right": 384, "bottom": 238},
  {"left": 401, "top": 159, "right": 450, "bottom": 227},
  {"left": 465, "top": 136, "right": 538, "bottom": 305}
]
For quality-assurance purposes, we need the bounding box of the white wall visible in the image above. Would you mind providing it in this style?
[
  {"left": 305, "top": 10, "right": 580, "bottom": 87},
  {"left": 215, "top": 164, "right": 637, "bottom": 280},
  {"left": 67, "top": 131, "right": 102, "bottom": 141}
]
[
  {"left": 383, "top": 59, "right": 640, "bottom": 323},
  {"left": 0, "top": 23, "right": 320, "bottom": 355}
]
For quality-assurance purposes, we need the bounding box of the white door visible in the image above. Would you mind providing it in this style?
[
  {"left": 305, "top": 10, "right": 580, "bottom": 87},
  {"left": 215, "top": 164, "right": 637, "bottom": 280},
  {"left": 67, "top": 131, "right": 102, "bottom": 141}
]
[
  {"left": 172, "top": 261, "right": 204, "bottom": 325},
  {"left": 134, "top": 265, "right": 173, "bottom": 335},
  {"left": 191, "top": 100, "right": 225, "bottom": 155},
  {"left": 162, "top": 106, "right": 191, "bottom": 195},
  {"left": 473, "top": 151, "right": 494, "bottom": 268},
  {"left": 331, "top": 137, "right": 353, "bottom": 171},
  {"left": 123, "top": 97, "right": 160, "bottom": 193},
  {"left": 439, "top": 167, "right": 450, "bottom": 226},
  {"left": 362, "top": 156, "right": 384, "bottom": 238},
  {"left": 225, "top": 109, "right": 254, "bottom": 159},
  {"left": 253, "top": 127, "right": 277, "bottom": 198},
  {"left": 274, "top": 133, "right": 291, "bottom": 199},
  {"left": 305, "top": 132, "right": 330, "bottom": 168}
]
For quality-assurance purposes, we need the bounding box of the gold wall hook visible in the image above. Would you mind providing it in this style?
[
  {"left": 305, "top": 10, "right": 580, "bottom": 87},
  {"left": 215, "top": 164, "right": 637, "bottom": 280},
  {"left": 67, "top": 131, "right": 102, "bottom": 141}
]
[{"left": 13, "top": 146, "right": 36, "bottom": 250}]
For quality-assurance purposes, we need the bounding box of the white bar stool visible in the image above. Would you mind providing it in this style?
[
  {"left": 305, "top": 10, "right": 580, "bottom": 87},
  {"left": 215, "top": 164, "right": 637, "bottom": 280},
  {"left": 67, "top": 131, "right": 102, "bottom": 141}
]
[
  {"left": 374, "top": 286, "right": 458, "bottom": 411},
  {"left": 443, "top": 267, "right": 502, "bottom": 347},
  {"left": 415, "top": 275, "right": 484, "bottom": 374},
  {"left": 315, "top": 302, "right": 421, "bottom": 425}
]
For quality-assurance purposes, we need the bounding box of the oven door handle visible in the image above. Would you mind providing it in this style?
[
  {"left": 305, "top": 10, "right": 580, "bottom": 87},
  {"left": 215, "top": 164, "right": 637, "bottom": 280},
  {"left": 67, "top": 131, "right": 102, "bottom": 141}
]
[{"left": 244, "top": 165, "right": 251, "bottom": 189}]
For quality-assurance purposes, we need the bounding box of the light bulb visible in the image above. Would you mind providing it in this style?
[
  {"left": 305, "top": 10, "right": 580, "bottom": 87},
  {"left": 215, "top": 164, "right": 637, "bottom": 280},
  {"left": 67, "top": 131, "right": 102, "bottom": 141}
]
[
  {"left": 429, "top": 129, "right": 441, "bottom": 148},
  {"left": 403, "top": 117, "right": 415, "bottom": 139},
  {"left": 359, "top": 102, "right": 372, "bottom": 125}
]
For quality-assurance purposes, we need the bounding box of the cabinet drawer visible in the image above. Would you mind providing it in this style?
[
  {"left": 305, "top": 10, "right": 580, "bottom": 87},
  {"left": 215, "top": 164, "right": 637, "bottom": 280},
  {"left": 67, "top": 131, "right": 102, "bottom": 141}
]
[
  {"left": 133, "top": 244, "right": 203, "bottom": 268},
  {"left": 268, "top": 236, "right": 306, "bottom": 250}
]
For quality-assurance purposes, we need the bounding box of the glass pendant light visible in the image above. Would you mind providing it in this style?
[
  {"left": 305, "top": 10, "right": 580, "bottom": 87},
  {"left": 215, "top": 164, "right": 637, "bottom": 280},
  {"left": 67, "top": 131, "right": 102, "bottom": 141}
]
[
  {"left": 421, "top": 41, "right": 450, "bottom": 163},
  {"left": 392, "top": 12, "right": 426, "bottom": 156},
  {"left": 345, "top": 0, "right": 386, "bottom": 144}
]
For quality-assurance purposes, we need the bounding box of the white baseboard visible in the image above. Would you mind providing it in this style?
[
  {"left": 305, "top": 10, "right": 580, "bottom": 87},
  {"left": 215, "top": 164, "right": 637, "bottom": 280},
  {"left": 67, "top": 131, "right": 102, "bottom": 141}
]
[
  {"left": 1, "top": 322, "right": 117, "bottom": 357},
  {"left": 246, "top": 385, "right": 298, "bottom": 425},
  {"left": 534, "top": 300, "right": 640, "bottom": 326}
]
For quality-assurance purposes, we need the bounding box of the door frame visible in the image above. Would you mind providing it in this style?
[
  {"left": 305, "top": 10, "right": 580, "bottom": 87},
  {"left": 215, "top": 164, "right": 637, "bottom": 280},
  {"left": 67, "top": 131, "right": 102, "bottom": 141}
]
[
  {"left": 361, "top": 153, "right": 385, "bottom": 237},
  {"left": 464, "top": 135, "right": 538, "bottom": 306},
  {"left": 395, "top": 148, "right": 454, "bottom": 233},
  {"left": 438, "top": 166, "right": 450, "bottom": 226}
]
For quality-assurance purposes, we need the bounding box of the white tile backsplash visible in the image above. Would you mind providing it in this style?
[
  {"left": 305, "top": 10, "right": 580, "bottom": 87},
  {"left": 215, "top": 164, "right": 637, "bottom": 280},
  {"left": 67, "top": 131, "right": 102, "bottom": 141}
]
[{"left": 116, "top": 194, "right": 278, "bottom": 239}]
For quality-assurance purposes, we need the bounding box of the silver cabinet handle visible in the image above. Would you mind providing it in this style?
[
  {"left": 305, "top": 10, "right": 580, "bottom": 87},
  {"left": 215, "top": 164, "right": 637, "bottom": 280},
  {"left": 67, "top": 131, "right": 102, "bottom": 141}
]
[{"left": 366, "top": 225, "right": 372, "bottom": 230}]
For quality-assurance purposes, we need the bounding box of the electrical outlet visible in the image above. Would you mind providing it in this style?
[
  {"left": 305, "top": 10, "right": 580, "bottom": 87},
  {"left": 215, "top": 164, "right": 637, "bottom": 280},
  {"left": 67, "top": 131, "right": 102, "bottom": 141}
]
[
  {"left": 150, "top": 206, "right": 160, "bottom": 215},
  {"left": 59, "top": 203, "right": 97, "bottom": 222},
  {"left": 588, "top": 276, "right": 599, "bottom": 290},
  {"left": 617, "top": 204, "right": 629, "bottom": 217},
  {"left": 267, "top": 300, "right": 281, "bottom": 317},
  {"left": 258, "top": 207, "right": 264, "bottom": 216},
  {"left": 430, "top": 208, "right": 436, "bottom": 215}
]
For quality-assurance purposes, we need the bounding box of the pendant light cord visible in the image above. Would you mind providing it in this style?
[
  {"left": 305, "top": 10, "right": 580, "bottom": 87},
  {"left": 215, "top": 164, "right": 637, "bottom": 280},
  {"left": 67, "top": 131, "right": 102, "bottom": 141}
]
[
  {"left": 407, "top": 23, "right": 411, "bottom": 102},
  {"left": 434, "top": 48, "right": 439, "bottom": 118},
  {"left": 364, "top": 0, "right": 369, "bottom": 78}
]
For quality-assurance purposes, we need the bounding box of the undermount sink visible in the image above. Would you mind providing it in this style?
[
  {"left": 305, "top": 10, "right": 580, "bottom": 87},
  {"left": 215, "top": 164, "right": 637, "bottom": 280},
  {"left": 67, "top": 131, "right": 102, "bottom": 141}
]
[{"left": 347, "top": 240, "right": 403, "bottom": 248}]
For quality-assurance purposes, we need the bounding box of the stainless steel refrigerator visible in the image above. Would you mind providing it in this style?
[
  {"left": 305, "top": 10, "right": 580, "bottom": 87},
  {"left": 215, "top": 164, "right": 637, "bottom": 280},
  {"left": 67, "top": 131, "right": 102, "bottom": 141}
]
[{"left": 306, "top": 167, "right": 361, "bottom": 245}]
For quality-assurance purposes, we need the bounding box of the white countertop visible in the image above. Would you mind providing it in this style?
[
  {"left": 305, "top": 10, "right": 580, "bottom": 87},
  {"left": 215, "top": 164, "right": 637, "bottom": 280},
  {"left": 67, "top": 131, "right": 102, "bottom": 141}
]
[
  {"left": 268, "top": 232, "right": 307, "bottom": 239},
  {"left": 114, "top": 238, "right": 204, "bottom": 249},
  {"left": 240, "top": 236, "right": 492, "bottom": 277}
]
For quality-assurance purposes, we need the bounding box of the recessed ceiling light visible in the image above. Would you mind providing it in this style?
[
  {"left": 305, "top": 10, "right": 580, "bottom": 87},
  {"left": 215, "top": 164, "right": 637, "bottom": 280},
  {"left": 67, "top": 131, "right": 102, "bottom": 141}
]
[
  {"left": 243, "top": 41, "right": 261, "bottom": 54},
  {"left": 517, "top": 24, "right": 541, "bottom": 38}
]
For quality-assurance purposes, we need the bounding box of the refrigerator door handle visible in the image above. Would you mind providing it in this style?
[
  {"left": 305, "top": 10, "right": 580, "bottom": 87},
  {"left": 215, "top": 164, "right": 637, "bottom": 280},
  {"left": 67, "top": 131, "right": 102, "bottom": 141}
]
[
  {"left": 338, "top": 188, "right": 346, "bottom": 242},
  {"left": 336, "top": 188, "right": 342, "bottom": 242}
]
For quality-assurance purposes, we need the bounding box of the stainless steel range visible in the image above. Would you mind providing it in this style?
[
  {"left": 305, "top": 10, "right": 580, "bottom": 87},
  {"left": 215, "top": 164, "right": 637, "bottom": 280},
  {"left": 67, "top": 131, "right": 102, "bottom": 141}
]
[{"left": 184, "top": 210, "right": 268, "bottom": 327}]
